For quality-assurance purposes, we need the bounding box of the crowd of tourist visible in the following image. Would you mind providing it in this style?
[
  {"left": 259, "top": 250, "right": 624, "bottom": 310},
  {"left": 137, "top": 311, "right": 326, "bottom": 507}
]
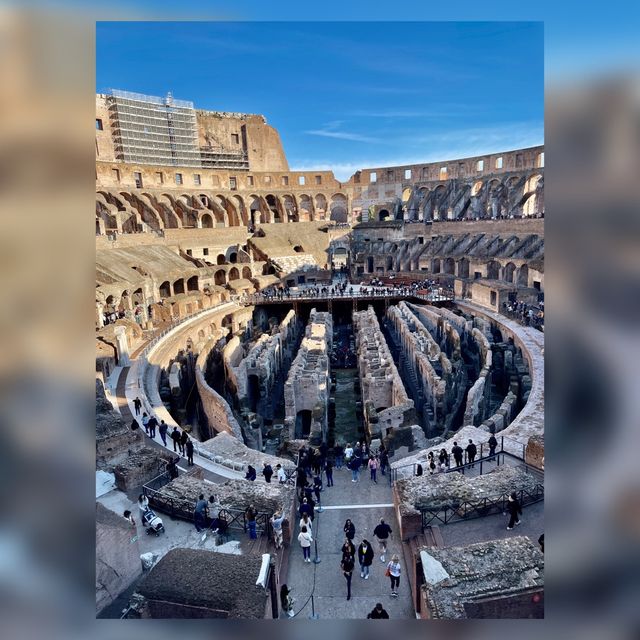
[{"left": 502, "top": 299, "right": 544, "bottom": 330}]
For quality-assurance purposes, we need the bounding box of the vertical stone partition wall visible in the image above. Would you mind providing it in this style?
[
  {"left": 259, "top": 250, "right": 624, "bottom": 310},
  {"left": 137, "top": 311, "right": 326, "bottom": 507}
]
[
  {"left": 223, "top": 310, "right": 299, "bottom": 422},
  {"left": 353, "top": 307, "right": 415, "bottom": 444},
  {"left": 284, "top": 309, "right": 332, "bottom": 445}
]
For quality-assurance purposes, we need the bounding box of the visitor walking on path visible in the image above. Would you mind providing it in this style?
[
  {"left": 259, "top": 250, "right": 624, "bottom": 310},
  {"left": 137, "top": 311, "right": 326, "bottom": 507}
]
[
  {"left": 367, "top": 603, "right": 389, "bottom": 619},
  {"left": 245, "top": 464, "right": 257, "bottom": 481},
  {"left": 158, "top": 420, "right": 167, "bottom": 445},
  {"left": 343, "top": 518, "right": 356, "bottom": 541},
  {"left": 350, "top": 455, "right": 361, "bottom": 482},
  {"left": 313, "top": 473, "right": 322, "bottom": 503},
  {"left": 137, "top": 493, "right": 149, "bottom": 519},
  {"left": 373, "top": 518, "right": 393, "bottom": 562},
  {"left": 141, "top": 412, "right": 149, "bottom": 435},
  {"left": 368, "top": 456, "right": 378, "bottom": 483},
  {"left": 451, "top": 441, "right": 464, "bottom": 467},
  {"left": 341, "top": 553, "right": 355, "bottom": 600},
  {"left": 133, "top": 396, "right": 142, "bottom": 415},
  {"left": 180, "top": 430, "right": 188, "bottom": 456},
  {"left": 357, "top": 539, "right": 374, "bottom": 579},
  {"left": 299, "top": 513, "right": 313, "bottom": 534},
  {"left": 298, "top": 525, "right": 313, "bottom": 562},
  {"left": 488, "top": 433, "right": 498, "bottom": 460},
  {"left": 341, "top": 537, "right": 355, "bottom": 558},
  {"left": 325, "top": 459, "right": 334, "bottom": 487},
  {"left": 379, "top": 447, "right": 389, "bottom": 476},
  {"left": 262, "top": 463, "right": 273, "bottom": 483},
  {"left": 466, "top": 439, "right": 477, "bottom": 467},
  {"left": 171, "top": 427, "right": 181, "bottom": 453},
  {"left": 185, "top": 438, "right": 194, "bottom": 465},
  {"left": 506, "top": 491, "right": 522, "bottom": 530},
  {"left": 334, "top": 443, "right": 344, "bottom": 469},
  {"left": 280, "top": 585, "right": 295, "bottom": 618},
  {"left": 147, "top": 415, "right": 157, "bottom": 439},
  {"left": 299, "top": 498, "right": 314, "bottom": 522},
  {"left": 386, "top": 554, "right": 402, "bottom": 597},
  {"left": 277, "top": 463, "right": 287, "bottom": 484},
  {"left": 246, "top": 505, "right": 258, "bottom": 539}
]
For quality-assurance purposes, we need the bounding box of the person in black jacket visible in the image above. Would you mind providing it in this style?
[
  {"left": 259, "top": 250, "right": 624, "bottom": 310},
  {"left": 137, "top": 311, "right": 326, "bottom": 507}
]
[
  {"left": 341, "top": 537, "right": 355, "bottom": 558},
  {"left": 170, "top": 427, "right": 181, "bottom": 453},
  {"left": 466, "top": 439, "right": 477, "bottom": 467},
  {"left": 341, "top": 553, "right": 355, "bottom": 601},
  {"left": 367, "top": 603, "right": 389, "bottom": 619},
  {"left": 179, "top": 430, "right": 188, "bottom": 456},
  {"left": 262, "top": 463, "right": 273, "bottom": 483},
  {"left": 373, "top": 518, "right": 393, "bottom": 562},
  {"left": 488, "top": 433, "right": 498, "bottom": 460},
  {"left": 343, "top": 518, "right": 356, "bottom": 541},
  {"left": 357, "top": 539, "right": 374, "bottom": 579},
  {"left": 451, "top": 441, "right": 463, "bottom": 467},
  {"left": 245, "top": 464, "right": 257, "bottom": 481},
  {"left": 185, "top": 438, "right": 194, "bottom": 465},
  {"left": 506, "top": 491, "right": 523, "bottom": 529}
]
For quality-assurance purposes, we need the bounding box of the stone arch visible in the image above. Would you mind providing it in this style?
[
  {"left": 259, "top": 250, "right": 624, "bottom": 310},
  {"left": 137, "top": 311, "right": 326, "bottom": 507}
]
[
  {"left": 471, "top": 180, "right": 483, "bottom": 197},
  {"left": 315, "top": 194, "right": 327, "bottom": 219},
  {"left": 444, "top": 257, "right": 455, "bottom": 275},
  {"left": 187, "top": 275, "right": 199, "bottom": 292},
  {"left": 282, "top": 194, "right": 298, "bottom": 222},
  {"left": 232, "top": 194, "right": 249, "bottom": 226},
  {"left": 402, "top": 187, "right": 412, "bottom": 202},
  {"left": 248, "top": 194, "right": 266, "bottom": 224},
  {"left": 298, "top": 194, "right": 313, "bottom": 221},
  {"left": 457, "top": 257, "right": 470, "bottom": 278},
  {"left": 386, "top": 256, "right": 393, "bottom": 271},
  {"left": 432, "top": 258, "right": 441, "bottom": 274},
  {"left": 228, "top": 267, "right": 239, "bottom": 281},
  {"left": 173, "top": 278, "right": 185, "bottom": 295},
  {"left": 201, "top": 213, "right": 214, "bottom": 228},
  {"left": 504, "top": 262, "right": 516, "bottom": 283},
  {"left": 517, "top": 263, "right": 529, "bottom": 287},
  {"left": 522, "top": 174, "right": 543, "bottom": 216},
  {"left": 295, "top": 409, "right": 312, "bottom": 438},
  {"left": 214, "top": 270, "right": 226, "bottom": 286},
  {"left": 378, "top": 209, "right": 391, "bottom": 222},
  {"left": 159, "top": 281, "right": 171, "bottom": 298},
  {"left": 486, "top": 260, "right": 500, "bottom": 280},
  {"left": 293, "top": 245, "right": 304, "bottom": 253},
  {"left": 265, "top": 194, "right": 281, "bottom": 222},
  {"left": 242, "top": 266, "right": 252, "bottom": 279},
  {"left": 330, "top": 193, "right": 348, "bottom": 223},
  {"left": 367, "top": 256, "right": 374, "bottom": 273},
  {"left": 432, "top": 184, "right": 448, "bottom": 220}
]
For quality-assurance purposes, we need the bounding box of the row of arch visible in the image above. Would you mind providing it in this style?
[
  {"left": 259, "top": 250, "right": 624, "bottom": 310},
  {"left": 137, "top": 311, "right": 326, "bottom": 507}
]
[{"left": 96, "top": 189, "right": 350, "bottom": 234}]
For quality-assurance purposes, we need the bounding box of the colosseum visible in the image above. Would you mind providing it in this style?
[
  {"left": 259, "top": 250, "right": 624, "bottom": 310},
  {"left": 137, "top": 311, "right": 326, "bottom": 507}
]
[{"left": 96, "top": 89, "right": 544, "bottom": 620}]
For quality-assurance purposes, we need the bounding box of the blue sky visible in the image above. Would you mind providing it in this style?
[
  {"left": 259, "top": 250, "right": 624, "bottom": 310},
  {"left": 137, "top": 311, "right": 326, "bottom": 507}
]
[{"left": 97, "top": 21, "right": 543, "bottom": 180}]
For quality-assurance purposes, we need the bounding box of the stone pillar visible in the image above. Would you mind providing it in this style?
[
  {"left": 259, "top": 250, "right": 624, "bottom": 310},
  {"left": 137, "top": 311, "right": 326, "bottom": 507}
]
[{"left": 114, "top": 325, "right": 131, "bottom": 367}]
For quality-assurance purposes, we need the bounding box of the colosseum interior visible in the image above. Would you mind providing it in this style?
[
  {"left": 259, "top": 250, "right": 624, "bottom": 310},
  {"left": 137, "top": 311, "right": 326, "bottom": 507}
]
[{"left": 96, "top": 89, "right": 544, "bottom": 620}]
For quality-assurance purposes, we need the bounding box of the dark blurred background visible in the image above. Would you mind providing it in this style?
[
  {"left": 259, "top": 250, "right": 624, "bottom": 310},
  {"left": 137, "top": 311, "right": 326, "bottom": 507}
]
[{"left": 0, "top": 2, "right": 638, "bottom": 638}]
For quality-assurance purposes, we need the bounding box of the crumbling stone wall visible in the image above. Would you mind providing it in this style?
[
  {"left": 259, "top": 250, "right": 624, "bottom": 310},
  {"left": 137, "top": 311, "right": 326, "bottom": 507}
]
[
  {"left": 96, "top": 502, "right": 141, "bottom": 613},
  {"left": 284, "top": 309, "right": 332, "bottom": 444},
  {"left": 113, "top": 447, "right": 173, "bottom": 492},
  {"left": 525, "top": 435, "right": 544, "bottom": 470},
  {"left": 353, "top": 307, "right": 415, "bottom": 442}
]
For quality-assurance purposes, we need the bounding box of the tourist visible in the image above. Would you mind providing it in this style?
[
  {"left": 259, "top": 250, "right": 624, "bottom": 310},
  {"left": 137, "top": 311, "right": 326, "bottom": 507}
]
[
  {"left": 344, "top": 443, "right": 353, "bottom": 464},
  {"left": 170, "top": 427, "right": 181, "bottom": 452},
  {"left": 368, "top": 456, "right": 378, "bottom": 483},
  {"left": 341, "top": 537, "right": 355, "bottom": 558},
  {"left": 158, "top": 419, "right": 168, "bottom": 446},
  {"left": 325, "top": 458, "right": 334, "bottom": 487},
  {"left": 130, "top": 418, "right": 139, "bottom": 431},
  {"left": 137, "top": 493, "right": 149, "bottom": 518},
  {"left": 354, "top": 441, "right": 363, "bottom": 459},
  {"left": 298, "top": 525, "right": 313, "bottom": 562},
  {"left": 296, "top": 468, "right": 308, "bottom": 499},
  {"left": 141, "top": 412, "right": 149, "bottom": 435},
  {"left": 271, "top": 508, "right": 285, "bottom": 550},
  {"left": 147, "top": 415, "right": 157, "bottom": 439},
  {"left": 193, "top": 493, "right": 208, "bottom": 532},
  {"left": 262, "top": 462, "right": 274, "bottom": 483},
  {"left": 280, "top": 584, "right": 295, "bottom": 618},
  {"left": 341, "top": 552, "right": 355, "bottom": 600},
  {"left": 299, "top": 512, "right": 313, "bottom": 534},
  {"left": 179, "top": 429, "right": 188, "bottom": 456},
  {"left": 245, "top": 464, "right": 257, "bottom": 481},
  {"left": 373, "top": 518, "right": 393, "bottom": 562},
  {"left": 133, "top": 396, "right": 142, "bottom": 415},
  {"left": 166, "top": 457, "right": 179, "bottom": 480},
  {"left": 506, "top": 491, "right": 522, "bottom": 530},
  {"left": 334, "top": 443, "right": 344, "bottom": 469},
  {"left": 343, "top": 518, "right": 356, "bottom": 541},
  {"left": 415, "top": 463, "right": 423, "bottom": 476},
  {"left": 312, "top": 449, "right": 323, "bottom": 475},
  {"left": 350, "top": 455, "right": 361, "bottom": 482},
  {"left": 386, "top": 554, "right": 402, "bottom": 597},
  {"left": 427, "top": 458, "right": 436, "bottom": 475},
  {"left": 357, "top": 539, "right": 374, "bottom": 579},
  {"left": 438, "top": 448, "right": 449, "bottom": 468},
  {"left": 313, "top": 473, "right": 323, "bottom": 503},
  {"left": 488, "top": 433, "right": 498, "bottom": 460},
  {"left": 123, "top": 510, "right": 135, "bottom": 527},
  {"left": 379, "top": 447, "right": 389, "bottom": 475},
  {"left": 451, "top": 441, "right": 464, "bottom": 467},
  {"left": 299, "top": 498, "right": 314, "bottom": 522},
  {"left": 276, "top": 463, "right": 287, "bottom": 484},
  {"left": 246, "top": 504, "right": 258, "bottom": 539},
  {"left": 367, "top": 603, "right": 389, "bottom": 619},
  {"left": 185, "top": 438, "right": 194, "bottom": 465},
  {"left": 466, "top": 439, "right": 477, "bottom": 467}
]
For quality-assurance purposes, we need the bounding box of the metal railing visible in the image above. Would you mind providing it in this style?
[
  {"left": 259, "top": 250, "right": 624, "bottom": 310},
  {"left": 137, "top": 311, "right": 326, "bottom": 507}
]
[
  {"left": 142, "top": 471, "right": 274, "bottom": 540},
  {"left": 390, "top": 435, "right": 528, "bottom": 484},
  {"left": 420, "top": 483, "right": 544, "bottom": 527}
]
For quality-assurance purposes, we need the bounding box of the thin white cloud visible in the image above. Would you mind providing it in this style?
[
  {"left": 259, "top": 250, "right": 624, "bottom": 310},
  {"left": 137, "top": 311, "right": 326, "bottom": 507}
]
[{"left": 304, "top": 122, "right": 381, "bottom": 144}]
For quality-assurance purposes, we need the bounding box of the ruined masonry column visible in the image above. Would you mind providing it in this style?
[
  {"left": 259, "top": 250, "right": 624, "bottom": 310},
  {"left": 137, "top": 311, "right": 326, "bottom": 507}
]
[{"left": 114, "top": 325, "right": 131, "bottom": 367}]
